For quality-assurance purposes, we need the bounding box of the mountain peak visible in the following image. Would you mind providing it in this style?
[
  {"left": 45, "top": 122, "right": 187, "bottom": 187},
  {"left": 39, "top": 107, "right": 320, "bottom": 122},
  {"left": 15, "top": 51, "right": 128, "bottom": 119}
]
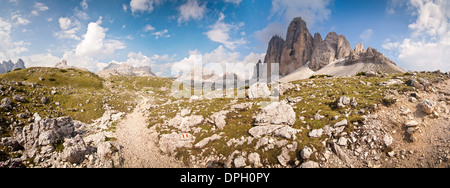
[
  {"left": 257, "top": 17, "right": 405, "bottom": 80},
  {"left": 1, "top": 59, "right": 26, "bottom": 74}
]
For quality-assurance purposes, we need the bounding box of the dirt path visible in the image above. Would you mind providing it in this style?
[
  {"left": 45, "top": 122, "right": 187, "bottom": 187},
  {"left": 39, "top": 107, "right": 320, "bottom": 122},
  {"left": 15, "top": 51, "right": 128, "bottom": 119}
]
[
  {"left": 114, "top": 95, "right": 185, "bottom": 168},
  {"left": 379, "top": 79, "right": 450, "bottom": 168}
]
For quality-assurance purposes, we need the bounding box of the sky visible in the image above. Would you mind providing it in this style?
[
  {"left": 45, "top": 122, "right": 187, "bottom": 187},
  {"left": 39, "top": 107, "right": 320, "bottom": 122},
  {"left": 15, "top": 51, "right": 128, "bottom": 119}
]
[{"left": 0, "top": 0, "right": 449, "bottom": 76}]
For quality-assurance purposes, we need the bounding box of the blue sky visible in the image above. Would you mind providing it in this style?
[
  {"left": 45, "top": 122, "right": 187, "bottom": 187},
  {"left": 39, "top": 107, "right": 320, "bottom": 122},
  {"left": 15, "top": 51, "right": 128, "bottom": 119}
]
[{"left": 0, "top": 0, "right": 449, "bottom": 76}]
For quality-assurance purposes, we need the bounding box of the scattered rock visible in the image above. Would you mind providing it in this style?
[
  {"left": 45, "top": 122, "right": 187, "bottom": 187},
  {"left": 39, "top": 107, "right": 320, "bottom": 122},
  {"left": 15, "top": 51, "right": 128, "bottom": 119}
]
[
  {"left": 159, "top": 133, "right": 196, "bottom": 154},
  {"left": 41, "top": 97, "right": 49, "bottom": 105},
  {"left": 248, "top": 83, "right": 271, "bottom": 99},
  {"left": 194, "top": 134, "right": 221, "bottom": 149},
  {"left": 365, "top": 71, "right": 379, "bottom": 77},
  {"left": 405, "top": 120, "right": 419, "bottom": 127},
  {"left": 314, "top": 112, "right": 325, "bottom": 120},
  {"left": 337, "top": 96, "right": 351, "bottom": 109},
  {"left": 334, "top": 119, "right": 348, "bottom": 128},
  {"left": 406, "top": 79, "right": 423, "bottom": 89},
  {"left": 273, "top": 126, "right": 301, "bottom": 140},
  {"left": 308, "top": 128, "right": 323, "bottom": 138},
  {"left": 62, "top": 135, "right": 88, "bottom": 164},
  {"left": 277, "top": 147, "right": 291, "bottom": 167},
  {"left": 210, "top": 111, "right": 229, "bottom": 130},
  {"left": 248, "top": 152, "right": 263, "bottom": 168},
  {"left": 332, "top": 143, "right": 352, "bottom": 164},
  {"left": 13, "top": 94, "right": 26, "bottom": 102},
  {"left": 419, "top": 99, "right": 436, "bottom": 114},
  {"left": 234, "top": 155, "right": 247, "bottom": 168},
  {"left": 337, "top": 137, "right": 348, "bottom": 146},
  {"left": 180, "top": 108, "right": 191, "bottom": 117},
  {"left": 299, "top": 161, "right": 320, "bottom": 168},
  {"left": 383, "top": 134, "right": 393, "bottom": 147},
  {"left": 248, "top": 125, "right": 284, "bottom": 138},
  {"left": 287, "top": 96, "right": 303, "bottom": 103},
  {"left": 232, "top": 103, "right": 252, "bottom": 111},
  {"left": 0, "top": 97, "right": 12, "bottom": 110},
  {"left": 254, "top": 101, "right": 296, "bottom": 126},
  {"left": 168, "top": 115, "right": 204, "bottom": 132},
  {"left": 300, "top": 146, "right": 313, "bottom": 160},
  {"left": 380, "top": 79, "right": 403, "bottom": 86}
]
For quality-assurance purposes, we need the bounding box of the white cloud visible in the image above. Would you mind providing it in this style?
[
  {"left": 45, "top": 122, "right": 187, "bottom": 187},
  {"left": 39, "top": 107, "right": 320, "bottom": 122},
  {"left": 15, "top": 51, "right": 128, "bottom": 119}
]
[
  {"left": 169, "top": 46, "right": 264, "bottom": 77},
  {"left": 205, "top": 13, "right": 246, "bottom": 50},
  {"left": 75, "top": 17, "right": 126, "bottom": 59},
  {"left": 11, "top": 13, "right": 30, "bottom": 26},
  {"left": 74, "top": 7, "right": 90, "bottom": 20},
  {"left": 15, "top": 17, "right": 30, "bottom": 25},
  {"left": 59, "top": 17, "right": 72, "bottom": 30},
  {"left": 21, "top": 53, "right": 61, "bottom": 68},
  {"left": 255, "top": 0, "right": 332, "bottom": 44},
  {"left": 360, "top": 29, "right": 374, "bottom": 40},
  {"left": 143, "top": 24, "right": 155, "bottom": 32},
  {"left": 31, "top": 2, "right": 49, "bottom": 16},
  {"left": 130, "top": 0, "right": 163, "bottom": 14},
  {"left": 171, "top": 50, "right": 203, "bottom": 75},
  {"left": 152, "top": 29, "right": 170, "bottom": 39},
  {"left": 111, "top": 52, "right": 155, "bottom": 68},
  {"left": 55, "top": 17, "right": 81, "bottom": 40},
  {"left": 224, "top": 0, "right": 242, "bottom": 5},
  {"left": 123, "top": 4, "right": 128, "bottom": 12},
  {"left": 383, "top": 0, "right": 450, "bottom": 71},
  {"left": 177, "top": 0, "right": 207, "bottom": 23},
  {"left": 0, "top": 18, "right": 29, "bottom": 59},
  {"left": 81, "top": 0, "right": 89, "bottom": 10},
  {"left": 386, "top": 0, "right": 408, "bottom": 14},
  {"left": 63, "top": 51, "right": 106, "bottom": 72},
  {"left": 152, "top": 54, "right": 175, "bottom": 62}
]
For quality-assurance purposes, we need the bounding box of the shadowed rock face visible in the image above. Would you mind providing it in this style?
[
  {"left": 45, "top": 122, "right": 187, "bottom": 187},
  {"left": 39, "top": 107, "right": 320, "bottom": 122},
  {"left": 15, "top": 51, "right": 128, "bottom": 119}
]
[
  {"left": 279, "top": 17, "right": 313, "bottom": 76},
  {"left": 264, "top": 35, "right": 285, "bottom": 65},
  {"left": 263, "top": 35, "right": 285, "bottom": 78},
  {"left": 310, "top": 33, "right": 352, "bottom": 71}
]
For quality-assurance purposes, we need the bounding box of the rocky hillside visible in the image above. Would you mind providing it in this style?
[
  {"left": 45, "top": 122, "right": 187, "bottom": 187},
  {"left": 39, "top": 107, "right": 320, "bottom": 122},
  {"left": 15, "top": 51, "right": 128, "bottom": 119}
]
[
  {"left": 260, "top": 17, "right": 404, "bottom": 79},
  {"left": 0, "top": 67, "right": 171, "bottom": 168},
  {"left": 1, "top": 66, "right": 448, "bottom": 168},
  {"left": 144, "top": 71, "right": 449, "bottom": 168}
]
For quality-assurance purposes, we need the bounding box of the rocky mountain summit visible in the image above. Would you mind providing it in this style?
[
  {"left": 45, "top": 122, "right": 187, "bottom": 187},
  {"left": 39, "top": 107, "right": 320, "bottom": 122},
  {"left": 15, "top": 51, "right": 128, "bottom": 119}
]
[
  {"left": 55, "top": 60, "right": 89, "bottom": 72},
  {"left": 0, "top": 59, "right": 26, "bottom": 74},
  {"left": 259, "top": 17, "right": 404, "bottom": 80},
  {"left": 97, "top": 63, "right": 156, "bottom": 78}
]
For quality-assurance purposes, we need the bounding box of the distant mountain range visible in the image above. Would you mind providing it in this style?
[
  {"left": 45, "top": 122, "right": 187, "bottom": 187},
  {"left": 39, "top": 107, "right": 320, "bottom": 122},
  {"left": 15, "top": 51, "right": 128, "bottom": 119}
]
[
  {"left": 255, "top": 17, "right": 405, "bottom": 82},
  {"left": 97, "top": 62, "right": 156, "bottom": 78},
  {"left": 0, "top": 59, "right": 26, "bottom": 74}
]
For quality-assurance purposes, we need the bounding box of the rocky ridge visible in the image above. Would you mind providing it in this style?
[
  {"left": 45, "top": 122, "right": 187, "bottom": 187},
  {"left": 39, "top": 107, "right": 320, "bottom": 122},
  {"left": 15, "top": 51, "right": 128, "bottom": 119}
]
[
  {"left": 97, "top": 62, "right": 156, "bottom": 78},
  {"left": 260, "top": 17, "right": 404, "bottom": 79},
  {"left": 0, "top": 59, "right": 26, "bottom": 74}
]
